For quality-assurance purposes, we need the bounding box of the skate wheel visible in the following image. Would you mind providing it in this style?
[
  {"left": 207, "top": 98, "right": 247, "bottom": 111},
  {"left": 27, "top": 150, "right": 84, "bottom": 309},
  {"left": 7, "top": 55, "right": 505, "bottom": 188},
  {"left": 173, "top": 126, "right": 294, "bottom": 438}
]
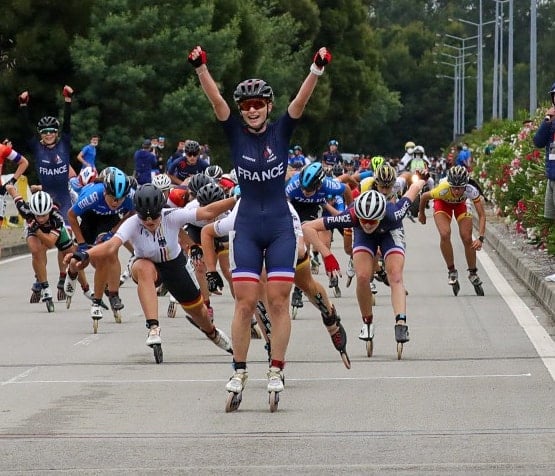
[
  {"left": 291, "top": 306, "right": 298, "bottom": 320},
  {"left": 474, "top": 284, "right": 484, "bottom": 296},
  {"left": 93, "top": 319, "right": 99, "bottom": 334},
  {"left": 346, "top": 277, "right": 352, "bottom": 288},
  {"left": 113, "top": 310, "right": 122, "bottom": 324},
  {"left": 269, "top": 391, "right": 279, "bottom": 413},
  {"left": 57, "top": 288, "right": 66, "bottom": 301},
  {"left": 333, "top": 286, "right": 341, "bottom": 298},
  {"left": 371, "top": 294, "right": 376, "bottom": 306},
  {"left": 46, "top": 300, "right": 55, "bottom": 313},
  {"left": 152, "top": 344, "right": 163, "bottom": 364},
  {"left": 167, "top": 302, "right": 177, "bottom": 318},
  {"left": 225, "top": 391, "right": 242, "bottom": 413},
  {"left": 30, "top": 291, "right": 41, "bottom": 304},
  {"left": 452, "top": 281, "right": 460, "bottom": 296},
  {"left": 366, "top": 339, "right": 373, "bottom": 357},
  {"left": 66, "top": 296, "right": 72, "bottom": 310},
  {"left": 341, "top": 352, "right": 351, "bottom": 369},
  {"left": 397, "top": 342, "right": 403, "bottom": 360}
]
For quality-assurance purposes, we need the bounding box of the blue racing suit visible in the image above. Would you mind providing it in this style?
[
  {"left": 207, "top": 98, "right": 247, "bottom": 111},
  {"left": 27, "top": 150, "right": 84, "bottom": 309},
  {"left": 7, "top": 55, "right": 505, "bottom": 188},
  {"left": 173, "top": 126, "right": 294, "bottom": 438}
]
[{"left": 221, "top": 113, "right": 297, "bottom": 283}]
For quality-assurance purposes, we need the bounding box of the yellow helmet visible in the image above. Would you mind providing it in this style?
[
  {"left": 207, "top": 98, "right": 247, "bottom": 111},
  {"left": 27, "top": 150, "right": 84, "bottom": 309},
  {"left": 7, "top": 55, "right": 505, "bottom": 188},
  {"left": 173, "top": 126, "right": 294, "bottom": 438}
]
[
  {"left": 374, "top": 164, "right": 397, "bottom": 188},
  {"left": 404, "top": 141, "right": 415, "bottom": 151}
]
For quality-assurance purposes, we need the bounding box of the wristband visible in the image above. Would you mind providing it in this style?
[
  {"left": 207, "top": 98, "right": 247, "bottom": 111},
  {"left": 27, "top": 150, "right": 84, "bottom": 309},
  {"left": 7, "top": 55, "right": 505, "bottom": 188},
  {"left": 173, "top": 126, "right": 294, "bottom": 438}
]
[
  {"left": 310, "top": 63, "right": 324, "bottom": 76},
  {"left": 478, "top": 235, "right": 485, "bottom": 243},
  {"left": 8, "top": 177, "right": 17, "bottom": 186}
]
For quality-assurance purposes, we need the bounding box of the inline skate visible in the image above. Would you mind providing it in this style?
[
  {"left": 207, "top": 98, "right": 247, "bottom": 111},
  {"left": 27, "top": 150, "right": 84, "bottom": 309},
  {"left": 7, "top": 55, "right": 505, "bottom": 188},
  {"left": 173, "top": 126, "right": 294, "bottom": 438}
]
[
  {"left": 310, "top": 253, "right": 320, "bottom": 274},
  {"left": 30, "top": 280, "right": 41, "bottom": 303},
  {"left": 395, "top": 314, "right": 409, "bottom": 360},
  {"left": 41, "top": 284, "right": 55, "bottom": 313},
  {"left": 225, "top": 369, "right": 248, "bottom": 412},
  {"left": 468, "top": 268, "right": 484, "bottom": 296},
  {"left": 108, "top": 294, "right": 124, "bottom": 323},
  {"left": 329, "top": 274, "right": 341, "bottom": 298},
  {"left": 146, "top": 325, "right": 163, "bottom": 364},
  {"left": 90, "top": 301, "right": 103, "bottom": 333},
  {"left": 291, "top": 286, "right": 303, "bottom": 319},
  {"left": 448, "top": 269, "right": 460, "bottom": 296},
  {"left": 358, "top": 316, "right": 375, "bottom": 357},
  {"left": 345, "top": 257, "right": 355, "bottom": 288},
  {"left": 256, "top": 301, "right": 272, "bottom": 362},
  {"left": 267, "top": 367, "right": 284, "bottom": 413},
  {"left": 167, "top": 293, "right": 178, "bottom": 318},
  {"left": 56, "top": 277, "right": 66, "bottom": 301}
]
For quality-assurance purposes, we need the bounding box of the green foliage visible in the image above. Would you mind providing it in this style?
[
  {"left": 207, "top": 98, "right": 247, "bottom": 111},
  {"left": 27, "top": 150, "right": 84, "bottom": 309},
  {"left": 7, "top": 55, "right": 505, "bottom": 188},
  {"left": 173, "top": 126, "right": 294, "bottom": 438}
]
[{"left": 468, "top": 110, "right": 554, "bottom": 255}]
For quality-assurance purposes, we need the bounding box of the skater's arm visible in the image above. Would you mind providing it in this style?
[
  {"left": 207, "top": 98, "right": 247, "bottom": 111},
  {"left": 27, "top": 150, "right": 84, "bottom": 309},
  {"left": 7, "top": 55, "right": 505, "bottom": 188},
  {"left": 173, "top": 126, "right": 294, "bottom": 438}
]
[
  {"left": 195, "top": 197, "right": 236, "bottom": 222},
  {"left": 302, "top": 219, "right": 332, "bottom": 258},
  {"left": 418, "top": 190, "right": 432, "bottom": 224},
  {"left": 471, "top": 197, "right": 487, "bottom": 251}
]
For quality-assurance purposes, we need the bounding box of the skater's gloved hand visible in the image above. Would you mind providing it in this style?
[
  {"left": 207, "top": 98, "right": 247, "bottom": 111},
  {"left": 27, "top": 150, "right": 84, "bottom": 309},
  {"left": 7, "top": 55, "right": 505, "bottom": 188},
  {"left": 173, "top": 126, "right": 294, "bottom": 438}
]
[
  {"left": 27, "top": 219, "right": 40, "bottom": 233},
  {"left": 189, "top": 244, "right": 203, "bottom": 261},
  {"left": 188, "top": 46, "right": 207, "bottom": 68},
  {"left": 71, "top": 250, "right": 90, "bottom": 265},
  {"left": 323, "top": 254, "right": 342, "bottom": 278},
  {"left": 77, "top": 242, "right": 92, "bottom": 252},
  {"left": 206, "top": 271, "right": 224, "bottom": 294},
  {"left": 94, "top": 231, "right": 113, "bottom": 244}
]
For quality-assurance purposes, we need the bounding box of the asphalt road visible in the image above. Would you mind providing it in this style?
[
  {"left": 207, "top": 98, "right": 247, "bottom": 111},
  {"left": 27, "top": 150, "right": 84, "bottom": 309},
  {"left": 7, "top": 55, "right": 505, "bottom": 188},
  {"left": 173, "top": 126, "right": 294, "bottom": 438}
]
[{"left": 0, "top": 216, "right": 554, "bottom": 475}]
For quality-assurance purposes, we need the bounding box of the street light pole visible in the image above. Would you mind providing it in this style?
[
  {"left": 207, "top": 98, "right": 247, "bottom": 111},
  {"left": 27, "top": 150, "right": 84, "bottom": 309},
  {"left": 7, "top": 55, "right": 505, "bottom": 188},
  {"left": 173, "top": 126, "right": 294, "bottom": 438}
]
[
  {"left": 530, "top": 0, "right": 537, "bottom": 117},
  {"left": 507, "top": 0, "right": 514, "bottom": 119},
  {"left": 451, "top": 2, "right": 496, "bottom": 129}
]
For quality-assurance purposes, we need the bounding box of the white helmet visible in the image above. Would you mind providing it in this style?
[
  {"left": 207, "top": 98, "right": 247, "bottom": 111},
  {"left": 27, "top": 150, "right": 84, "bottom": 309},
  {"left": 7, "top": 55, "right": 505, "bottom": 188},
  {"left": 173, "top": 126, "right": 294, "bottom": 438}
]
[
  {"left": 152, "top": 173, "right": 172, "bottom": 191},
  {"left": 78, "top": 166, "right": 98, "bottom": 187},
  {"left": 413, "top": 145, "right": 425, "bottom": 156},
  {"left": 29, "top": 191, "right": 54, "bottom": 216},
  {"left": 205, "top": 165, "right": 223, "bottom": 180},
  {"left": 354, "top": 190, "right": 387, "bottom": 221}
]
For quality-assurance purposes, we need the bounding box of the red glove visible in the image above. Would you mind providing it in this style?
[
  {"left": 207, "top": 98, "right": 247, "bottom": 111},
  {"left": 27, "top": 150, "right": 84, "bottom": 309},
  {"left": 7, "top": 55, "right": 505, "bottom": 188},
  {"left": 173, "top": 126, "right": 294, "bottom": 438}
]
[
  {"left": 323, "top": 254, "right": 340, "bottom": 274},
  {"left": 188, "top": 46, "right": 207, "bottom": 68},
  {"left": 313, "top": 48, "right": 332, "bottom": 68},
  {"left": 18, "top": 91, "right": 29, "bottom": 105},
  {"left": 62, "top": 86, "right": 73, "bottom": 98}
]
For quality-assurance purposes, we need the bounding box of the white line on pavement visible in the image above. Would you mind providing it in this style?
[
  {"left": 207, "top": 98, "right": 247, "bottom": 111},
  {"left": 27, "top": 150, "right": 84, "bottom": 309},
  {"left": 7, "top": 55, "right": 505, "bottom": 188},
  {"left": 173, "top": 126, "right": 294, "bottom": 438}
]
[
  {"left": 1, "top": 372, "right": 532, "bottom": 385},
  {"left": 478, "top": 247, "right": 555, "bottom": 381}
]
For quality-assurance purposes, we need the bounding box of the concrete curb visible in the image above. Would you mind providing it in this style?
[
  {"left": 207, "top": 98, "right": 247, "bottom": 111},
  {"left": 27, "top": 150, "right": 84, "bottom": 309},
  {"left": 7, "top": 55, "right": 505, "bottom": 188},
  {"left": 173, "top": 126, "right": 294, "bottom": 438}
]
[
  {"left": 484, "top": 223, "right": 555, "bottom": 317},
  {"left": 0, "top": 243, "right": 29, "bottom": 259}
]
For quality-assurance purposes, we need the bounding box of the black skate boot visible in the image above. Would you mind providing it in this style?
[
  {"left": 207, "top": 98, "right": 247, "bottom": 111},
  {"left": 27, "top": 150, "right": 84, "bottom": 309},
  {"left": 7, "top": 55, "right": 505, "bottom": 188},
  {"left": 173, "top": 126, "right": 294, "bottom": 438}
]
[{"left": 395, "top": 314, "right": 409, "bottom": 360}]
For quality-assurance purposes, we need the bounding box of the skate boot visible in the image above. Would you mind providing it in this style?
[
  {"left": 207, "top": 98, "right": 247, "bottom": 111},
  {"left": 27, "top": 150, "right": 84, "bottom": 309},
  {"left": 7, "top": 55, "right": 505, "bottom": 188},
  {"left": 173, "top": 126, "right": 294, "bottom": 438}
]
[
  {"left": 41, "top": 285, "right": 55, "bottom": 313},
  {"left": 119, "top": 254, "right": 134, "bottom": 285},
  {"left": 345, "top": 257, "right": 355, "bottom": 288},
  {"left": 250, "top": 316, "right": 262, "bottom": 339},
  {"left": 108, "top": 294, "right": 124, "bottom": 323},
  {"left": 167, "top": 293, "right": 178, "bottom": 318},
  {"left": 90, "top": 301, "right": 103, "bottom": 333},
  {"left": 359, "top": 316, "right": 375, "bottom": 357},
  {"left": 370, "top": 281, "right": 377, "bottom": 294},
  {"left": 146, "top": 326, "right": 163, "bottom": 364},
  {"left": 208, "top": 328, "right": 233, "bottom": 354},
  {"left": 30, "top": 280, "right": 41, "bottom": 304},
  {"left": 375, "top": 267, "right": 389, "bottom": 286},
  {"left": 225, "top": 369, "right": 248, "bottom": 413},
  {"left": 329, "top": 319, "right": 351, "bottom": 369},
  {"left": 291, "top": 286, "right": 303, "bottom": 319},
  {"left": 64, "top": 273, "right": 78, "bottom": 309},
  {"left": 395, "top": 314, "right": 409, "bottom": 360},
  {"left": 310, "top": 253, "right": 320, "bottom": 274},
  {"left": 448, "top": 269, "right": 460, "bottom": 296},
  {"left": 267, "top": 367, "right": 284, "bottom": 412},
  {"left": 468, "top": 268, "right": 484, "bottom": 296},
  {"left": 57, "top": 277, "right": 66, "bottom": 301},
  {"left": 329, "top": 274, "right": 341, "bottom": 298}
]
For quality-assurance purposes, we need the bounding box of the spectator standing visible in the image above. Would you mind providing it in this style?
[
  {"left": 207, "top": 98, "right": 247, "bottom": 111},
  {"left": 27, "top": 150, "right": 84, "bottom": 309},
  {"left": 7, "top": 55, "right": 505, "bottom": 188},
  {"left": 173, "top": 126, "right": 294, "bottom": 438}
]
[
  {"left": 134, "top": 139, "right": 158, "bottom": 185},
  {"left": 76, "top": 135, "right": 99, "bottom": 171},
  {"left": 167, "top": 140, "right": 209, "bottom": 185}
]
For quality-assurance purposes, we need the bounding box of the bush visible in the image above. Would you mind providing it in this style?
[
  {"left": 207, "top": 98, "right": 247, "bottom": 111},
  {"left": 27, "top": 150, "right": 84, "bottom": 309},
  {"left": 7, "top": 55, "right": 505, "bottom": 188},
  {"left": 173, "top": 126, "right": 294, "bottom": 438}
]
[{"left": 462, "top": 113, "right": 555, "bottom": 255}]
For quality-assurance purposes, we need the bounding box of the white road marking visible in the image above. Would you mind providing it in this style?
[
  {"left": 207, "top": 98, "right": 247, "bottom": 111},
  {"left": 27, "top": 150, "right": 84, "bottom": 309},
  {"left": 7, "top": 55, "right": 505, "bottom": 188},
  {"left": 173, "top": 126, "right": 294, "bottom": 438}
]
[
  {"left": 1, "top": 368, "right": 35, "bottom": 386},
  {"left": 1, "top": 372, "right": 532, "bottom": 385},
  {"left": 478, "top": 247, "right": 555, "bottom": 381}
]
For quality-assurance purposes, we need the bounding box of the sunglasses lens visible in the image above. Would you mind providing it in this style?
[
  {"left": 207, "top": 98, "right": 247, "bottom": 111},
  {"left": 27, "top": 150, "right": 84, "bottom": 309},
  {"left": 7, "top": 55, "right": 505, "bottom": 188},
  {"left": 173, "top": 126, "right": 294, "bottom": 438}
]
[
  {"left": 40, "top": 128, "right": 58, "bottom": 134},
  {"left": 360, "top": 218, "right": 379, "bottom": 226},
  {"left": 239, "top": 99, "right": 266, "bottom": 111}
]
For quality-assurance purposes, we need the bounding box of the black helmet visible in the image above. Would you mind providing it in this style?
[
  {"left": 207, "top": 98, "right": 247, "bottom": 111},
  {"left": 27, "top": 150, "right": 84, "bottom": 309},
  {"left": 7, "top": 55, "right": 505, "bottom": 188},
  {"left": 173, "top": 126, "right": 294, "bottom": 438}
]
[
  {"left": 447, "top": 165, "right": 469, "bottom": 187},
  {"left": 103, "top": 167, "right": 131, "bottom": 199},
  {"left": 196, "top": 183, "right": 225, "bottom": 206},
  {"left": 37, "top": 116, "right": 60, "bottom": 132},
  {"left": 133, "top": 183, "right": 165, "bottom": 220},
  {"left": 332, "top": 163, "right": 344, "bottom": 177},
  {"left": 187, "top": 173, "right": 213, "bottom": 196},
  {"left": 184, "top": 140, "right": 200, "bottom": 155},
  {"left": 233, "top": 78, "right": 274, "bottom": 103}
]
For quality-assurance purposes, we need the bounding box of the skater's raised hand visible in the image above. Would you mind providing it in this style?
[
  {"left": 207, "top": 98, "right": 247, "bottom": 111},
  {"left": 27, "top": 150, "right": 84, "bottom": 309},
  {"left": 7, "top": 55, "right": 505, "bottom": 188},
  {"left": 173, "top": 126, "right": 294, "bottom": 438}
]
[{"left": 206, "top": 271, "right": 224, "bottom": 295}]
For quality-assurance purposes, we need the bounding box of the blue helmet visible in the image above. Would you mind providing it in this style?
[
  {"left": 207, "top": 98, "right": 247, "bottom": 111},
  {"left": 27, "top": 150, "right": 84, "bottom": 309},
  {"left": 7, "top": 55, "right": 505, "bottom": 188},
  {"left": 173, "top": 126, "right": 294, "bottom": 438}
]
[
  {"left": 103, "top": 167, "right": 131, "bottom": 199},
  {"left": 299, "top": 162, "right": 325, "bottom": 193}
]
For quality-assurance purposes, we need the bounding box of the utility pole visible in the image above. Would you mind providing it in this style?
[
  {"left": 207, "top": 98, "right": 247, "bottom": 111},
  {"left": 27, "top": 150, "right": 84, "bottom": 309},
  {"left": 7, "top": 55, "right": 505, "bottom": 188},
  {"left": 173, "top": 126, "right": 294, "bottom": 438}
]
[{"left": 530, "top": 0, "right": 537, "bottom": 117}]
